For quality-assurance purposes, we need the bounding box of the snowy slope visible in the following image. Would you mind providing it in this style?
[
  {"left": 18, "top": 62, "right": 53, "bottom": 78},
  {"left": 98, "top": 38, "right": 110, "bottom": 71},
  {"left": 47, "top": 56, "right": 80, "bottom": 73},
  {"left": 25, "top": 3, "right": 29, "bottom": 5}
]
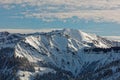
[{"left": 0, "top": 29, "right": 120, "bottom": 80}]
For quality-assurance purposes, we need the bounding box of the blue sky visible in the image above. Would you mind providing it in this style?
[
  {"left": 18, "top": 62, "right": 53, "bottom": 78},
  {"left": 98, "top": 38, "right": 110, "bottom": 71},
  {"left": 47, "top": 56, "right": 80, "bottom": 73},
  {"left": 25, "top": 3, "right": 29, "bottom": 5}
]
[{"left": 0, "top": 0, "right": 120, "bottom": 36}]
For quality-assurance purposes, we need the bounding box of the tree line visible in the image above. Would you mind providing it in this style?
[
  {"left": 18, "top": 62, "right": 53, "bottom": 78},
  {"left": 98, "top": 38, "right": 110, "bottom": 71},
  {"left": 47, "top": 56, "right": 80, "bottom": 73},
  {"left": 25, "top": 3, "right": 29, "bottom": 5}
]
[{"left": 84, "top": 46, "right": 120, "bottom": 53}]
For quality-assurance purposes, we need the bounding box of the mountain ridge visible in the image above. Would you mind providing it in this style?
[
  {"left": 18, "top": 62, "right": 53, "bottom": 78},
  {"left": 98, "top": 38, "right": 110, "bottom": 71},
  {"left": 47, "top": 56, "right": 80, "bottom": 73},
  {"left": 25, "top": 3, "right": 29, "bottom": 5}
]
[{"left": 0, "top": 29, "right": 120, "bottom": 80}]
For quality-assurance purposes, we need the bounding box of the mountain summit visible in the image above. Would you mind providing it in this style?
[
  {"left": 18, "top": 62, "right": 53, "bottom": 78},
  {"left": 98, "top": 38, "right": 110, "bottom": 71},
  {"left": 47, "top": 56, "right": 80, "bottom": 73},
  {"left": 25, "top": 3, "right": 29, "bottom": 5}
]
[{"left": 0, "top": 29, "right": 120, "bottom": 80}]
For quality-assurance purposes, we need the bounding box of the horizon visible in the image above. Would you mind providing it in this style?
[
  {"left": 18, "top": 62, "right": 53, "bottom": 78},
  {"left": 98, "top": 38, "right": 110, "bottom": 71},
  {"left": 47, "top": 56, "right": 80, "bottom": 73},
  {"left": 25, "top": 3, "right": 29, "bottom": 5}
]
[
  {"left": 0, "top": 0, "right": 120, "bottom": 36},
  {"left": 0, "top": 28, "right": 120, "bottom": 36}
]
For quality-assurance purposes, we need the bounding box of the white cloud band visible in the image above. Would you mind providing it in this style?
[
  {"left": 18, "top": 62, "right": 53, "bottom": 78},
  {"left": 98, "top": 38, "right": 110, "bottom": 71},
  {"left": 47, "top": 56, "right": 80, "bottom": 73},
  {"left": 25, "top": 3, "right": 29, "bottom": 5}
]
[{"left": 0, "top": 0, "right": 120, "bottom": 23}]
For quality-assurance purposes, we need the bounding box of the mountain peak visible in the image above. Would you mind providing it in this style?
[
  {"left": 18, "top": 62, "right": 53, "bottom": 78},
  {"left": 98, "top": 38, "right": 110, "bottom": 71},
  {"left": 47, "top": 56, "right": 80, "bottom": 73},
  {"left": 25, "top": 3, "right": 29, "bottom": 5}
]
[{"left": 1, "top": 29, "right": 120, "bottom": 80}]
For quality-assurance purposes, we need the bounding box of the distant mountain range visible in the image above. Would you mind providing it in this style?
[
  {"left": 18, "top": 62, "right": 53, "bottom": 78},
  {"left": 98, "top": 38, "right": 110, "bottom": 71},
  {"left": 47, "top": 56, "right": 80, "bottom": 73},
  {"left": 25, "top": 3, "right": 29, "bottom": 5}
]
[{"left": 0, "top": 29, "right": 120, "bottom": 80}]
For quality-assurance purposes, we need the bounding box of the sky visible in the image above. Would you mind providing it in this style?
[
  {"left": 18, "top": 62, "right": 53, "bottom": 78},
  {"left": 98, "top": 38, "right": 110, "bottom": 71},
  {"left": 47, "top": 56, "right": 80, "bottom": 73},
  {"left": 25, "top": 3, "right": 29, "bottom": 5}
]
[{"left": 0, "top": 0, "right": 120, "bottom": 36}]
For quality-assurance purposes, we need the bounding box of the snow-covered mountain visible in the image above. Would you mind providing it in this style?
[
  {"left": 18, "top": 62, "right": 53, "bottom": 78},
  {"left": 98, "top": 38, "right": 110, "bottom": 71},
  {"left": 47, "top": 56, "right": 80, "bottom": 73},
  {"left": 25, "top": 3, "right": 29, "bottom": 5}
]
[{"left": 0, "top": 29, "right": 120, "bottom": 80}]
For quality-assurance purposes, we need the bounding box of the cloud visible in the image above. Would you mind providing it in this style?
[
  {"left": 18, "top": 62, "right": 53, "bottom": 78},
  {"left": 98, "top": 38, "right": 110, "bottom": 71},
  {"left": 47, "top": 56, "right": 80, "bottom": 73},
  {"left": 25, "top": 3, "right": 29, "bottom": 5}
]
[
  {"left": 22, "top": 10, "right": 120, "bottom": 23},
  {"left": 104, "top": 36, "right": 120, "bottom": 41},
  {"left": 0, "top": 0, "right": 120, "bottom": 23},
  {"left": 1, "top": 4, "right": 15, "bottom": 9},
  {"left": 0, "top": 0, "right": 120, "bottom": 9},
  {"left": 0, "top": 28, "right": 62, "bottom": 33}
]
